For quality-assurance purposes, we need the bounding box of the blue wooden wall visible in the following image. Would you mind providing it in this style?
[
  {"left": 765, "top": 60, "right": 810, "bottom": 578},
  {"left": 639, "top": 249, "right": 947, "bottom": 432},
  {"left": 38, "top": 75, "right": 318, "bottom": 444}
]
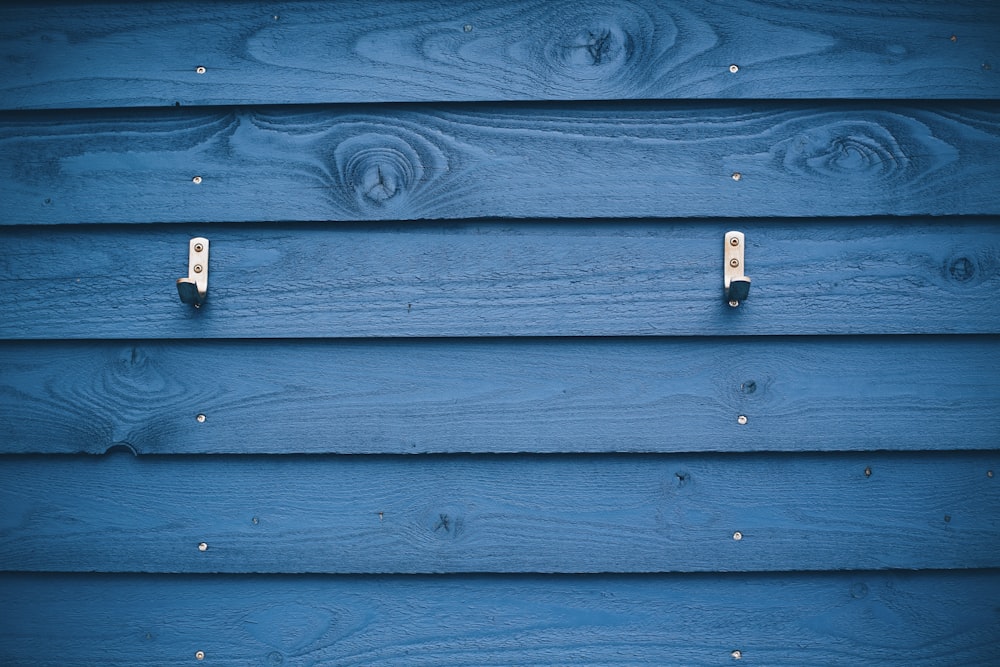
[{"left": 1, "top": 1, "right": 999, "bottom": 664}]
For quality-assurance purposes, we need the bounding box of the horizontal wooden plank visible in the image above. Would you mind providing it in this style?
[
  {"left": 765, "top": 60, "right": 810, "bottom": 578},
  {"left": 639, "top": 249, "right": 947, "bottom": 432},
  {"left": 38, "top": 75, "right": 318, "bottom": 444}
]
[
  {"left": 1, "top": 571, "right": 998, "bottom": 666},
  {"left": 1, "top": 337, "right": 997, "bottom": 455},
  {"left": 2, "top": 104, "right": 1000, "bottom": 223},
  {"left": 1, "top": 0, "right": 997, "bottom": 110},
  {"left": 1, "top": 452, "right": 996, "bottom": 573},
  {"left": 1, "top": 220, "right": 998, "bottom": 338}
]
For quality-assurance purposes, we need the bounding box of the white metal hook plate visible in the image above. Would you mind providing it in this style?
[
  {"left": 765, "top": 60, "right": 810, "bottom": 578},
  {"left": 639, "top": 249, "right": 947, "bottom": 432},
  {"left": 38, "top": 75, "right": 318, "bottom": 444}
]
[
  {"left": 724, "top": 231, "right": 750, "bottom": 307},
  {"left": 177, "top": 237, "right": 209, "bottom": 307}
]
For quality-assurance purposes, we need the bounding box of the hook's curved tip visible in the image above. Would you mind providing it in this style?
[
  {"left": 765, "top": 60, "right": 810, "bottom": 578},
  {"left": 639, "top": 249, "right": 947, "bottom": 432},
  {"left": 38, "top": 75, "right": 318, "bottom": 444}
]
[
  {"left": 177, "top": 278, "right": 205, "bottom": 306},
  {"left": 727, "top": 277, "right": 751, "bottom": 304}
]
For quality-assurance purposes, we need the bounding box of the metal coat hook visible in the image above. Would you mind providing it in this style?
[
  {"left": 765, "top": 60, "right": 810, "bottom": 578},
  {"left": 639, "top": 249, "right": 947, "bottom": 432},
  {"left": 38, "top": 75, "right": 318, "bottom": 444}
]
[
  {"left": 177, "top": 237, "right": 209, "bottom": 307},
  {"left": 725, "top": 231, "right": 751, "bottom": 307}
]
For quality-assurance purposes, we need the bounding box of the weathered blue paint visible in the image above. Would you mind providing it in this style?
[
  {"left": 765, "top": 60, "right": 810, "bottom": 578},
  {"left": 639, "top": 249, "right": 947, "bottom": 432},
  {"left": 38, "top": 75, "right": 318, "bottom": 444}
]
[
  {"left": 1, "top": 1, "right": 998, "bottom": 664},
  {"left": 1, "top": 220, "right": 998, "bottom": 337},
  {"left": 1, "top": 451, "right": 997, "bottom": 573},
  {"left": 1, "top": 0, "right": 997, "bottom": 108},
  {"left": 2, "top": 571, "right": 999, "bottom": 666},
  {"left": 0, "top": 218, "right": 1000, "bottom": 339},
  {"left": 2, "top": 104, "right": 999, "bottom": 224},
  {"left": 1, "top": 337, "right": 998, "bottom": 454}
]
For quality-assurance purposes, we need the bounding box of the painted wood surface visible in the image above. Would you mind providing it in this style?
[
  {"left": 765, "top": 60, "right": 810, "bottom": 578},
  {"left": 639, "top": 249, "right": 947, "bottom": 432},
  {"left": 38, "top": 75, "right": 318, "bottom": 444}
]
[
  {"left": 2, "top": 220, "right": 998, "bottom": 338},
  {"left": 3, "top": 104, "right": 1000, "bottom": 224},
  {"left": 4, "top": 3, "right": 998, "bottom": 662},
  {"left": 1, "top": 451, "right": 996, "bottom": 573},
  {"left": 2, "top": 570, "right": 998, "bottom": 666},
  {"left": 1, "top": 337, "right": 997, "bottom": 455},
  {"left": 2, "top": 0, "right": 998, "bottom": 110}
]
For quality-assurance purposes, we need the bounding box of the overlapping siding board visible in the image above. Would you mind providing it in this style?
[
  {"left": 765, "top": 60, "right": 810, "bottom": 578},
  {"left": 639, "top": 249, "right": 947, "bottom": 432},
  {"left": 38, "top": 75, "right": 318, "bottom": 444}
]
[{"left": 1, "top": 1, "right": 999, "bottom": 664}]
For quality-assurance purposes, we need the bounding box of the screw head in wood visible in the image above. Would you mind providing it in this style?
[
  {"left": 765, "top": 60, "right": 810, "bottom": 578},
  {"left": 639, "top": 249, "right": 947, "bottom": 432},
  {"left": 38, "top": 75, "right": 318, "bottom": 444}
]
[
  {"left": 729, "top": 64, "right": 739, "bottom": 73},
  {"left": 733, "top": 531, "right": 743, "bottom": 541},
  {"left": 196, "top": 66, "right": 207, "bottom": 74},
  {"left": 988, "top": 470, "right": 994, "bottom": 478},
  {"left": 728, "top": 300, "right": 740, "bottom": 308},
  {"left": 737, "top": 415, "right": 748, "bottom": 425},
  {"left": 198, "top": 542, "right": 208, "bottom": 552},
  {"left": 196, "top": 413, "right": 206, "bottom": 423},
  {"left": 864, "top": 466, "right": 872, "bottom": 477},
  {"left": 192, "top": 176, "right": 202, "bottom": 184},
  {"left": 463, "top": 24, "right": 473, "bottom": 32},
  {"left": 731, "top": 172, "right": 742, "bottom": 181},
  {"left": 731, "top": 649, "right": 743, "bottom": 660},
  {"left": 950, "top": 34, "right": 958, "bottom": 42},
  {"left": 196, "top": 650, "right": 205, "bottom": 660}
]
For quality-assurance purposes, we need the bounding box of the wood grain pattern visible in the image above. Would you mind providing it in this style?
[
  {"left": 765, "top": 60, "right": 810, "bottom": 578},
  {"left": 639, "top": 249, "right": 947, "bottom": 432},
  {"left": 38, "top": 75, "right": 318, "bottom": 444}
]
[
  {"left": 1, "top": 337, "right": 997, "bottom": 455},
  {"left": 1, "top": 570, "right": 998, "bottom": 666},
  {"left": 1, "top": 452, "right": 996, "bottom": 573},
  {"left": 2, "top": 220, "right": 998, "bottom": 338},
  {"left": 3, "top": 104, "right": 999, "bottom": 224},
  {"left": 1, "top": 0, "right": 997, "bottom": 109},
  {"left": 4, "top": 0, "right": 999, "bottom": 662}
]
